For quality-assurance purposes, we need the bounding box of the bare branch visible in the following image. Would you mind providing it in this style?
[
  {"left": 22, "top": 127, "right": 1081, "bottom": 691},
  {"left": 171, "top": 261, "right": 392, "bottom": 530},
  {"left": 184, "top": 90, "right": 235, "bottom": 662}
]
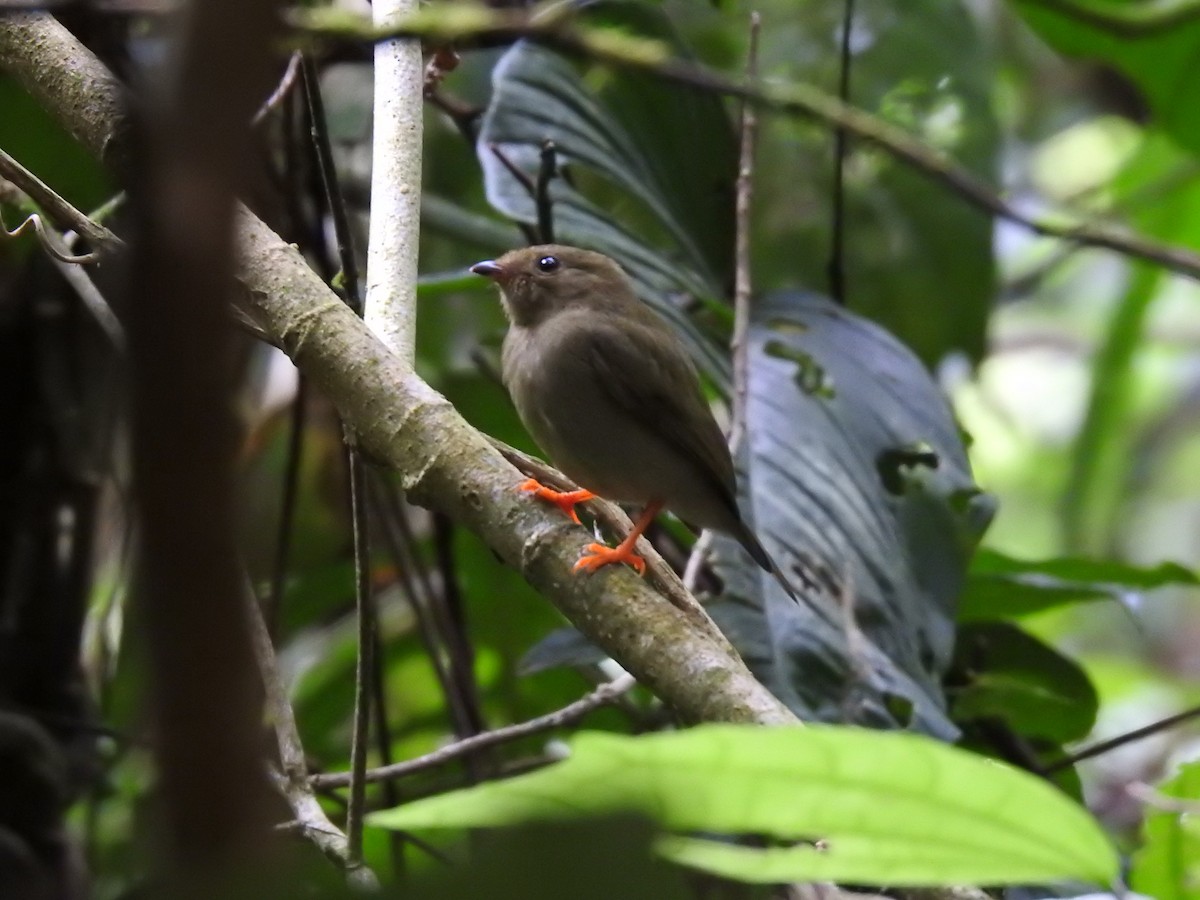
[
  {"left": 344, "top": 452, "right": 375, "bottom": 861},
  {"left": 0, "top": 0, "right": 797, "bottom": 742},
  {"left": 827, "top": 0, "right": 854, "bottom": 305},
  {"left": 1045, "top": 702, "right": 1200, "bottom": 774},
  {"left": 364, "top": 0, "right": 423, "bottom": 361},
  {"left": 729, "top": 12, "right": 760, "bottom": 460},
  {"left": 252, "top": 51, "right": 303, "bottom": 126},
  {"left": 1, "top": 208, "right": 102, "bottom": 264},
  {"left": 536, "top": 139, "right": 557, "bottom": 243},
  {"left": 242, "top": 581, "right": 380, "bottom": 889},
  {"left": 298, "top": 51, "right": 377, "bottom": 862},
  {"left": 1126, "top": 780, "right": 1200, "bottom": 815},
  {"left": 313, "top": 674, "right": 636, "bottom": 789},
  {"left": 297, "top": 6, "right": 1200, "bottom": 283},
  {"left": 47, "top": 244, "right": 127, "bottom": 349},
  {"left": 0, "top": 145, "right": 123, "bottom": 251}
]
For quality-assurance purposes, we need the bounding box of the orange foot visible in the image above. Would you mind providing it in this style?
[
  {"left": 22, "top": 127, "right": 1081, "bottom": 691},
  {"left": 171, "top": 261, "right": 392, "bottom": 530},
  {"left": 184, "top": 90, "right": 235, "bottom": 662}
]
[
  {"left": 573, "top": 541, "right": 647, "bottom": 576},
  {"left": 571, "top": 501, "right": 663, "bottom": 578},
  {"left": 518, "top": 478, "right": 595, "bottom": 525}
]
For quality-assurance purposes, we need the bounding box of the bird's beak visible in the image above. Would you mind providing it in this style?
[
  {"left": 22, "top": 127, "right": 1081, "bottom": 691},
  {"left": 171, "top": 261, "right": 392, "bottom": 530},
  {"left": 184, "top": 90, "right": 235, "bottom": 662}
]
[{"left": 470, "top": 259, "right": 506, "bottom": 281}]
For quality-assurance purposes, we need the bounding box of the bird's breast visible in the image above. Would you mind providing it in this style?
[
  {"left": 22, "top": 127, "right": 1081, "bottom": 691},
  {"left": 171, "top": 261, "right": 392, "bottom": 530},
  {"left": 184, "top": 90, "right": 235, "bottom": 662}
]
[{"left": 502, "top": 323, "right": 650, "bottom": 503}]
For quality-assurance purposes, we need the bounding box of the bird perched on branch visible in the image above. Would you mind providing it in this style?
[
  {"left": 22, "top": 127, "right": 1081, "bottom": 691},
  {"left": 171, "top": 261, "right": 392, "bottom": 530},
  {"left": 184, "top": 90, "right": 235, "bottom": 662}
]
[{"left": 471, "top": 244, "right": 796, "bottom": 600}]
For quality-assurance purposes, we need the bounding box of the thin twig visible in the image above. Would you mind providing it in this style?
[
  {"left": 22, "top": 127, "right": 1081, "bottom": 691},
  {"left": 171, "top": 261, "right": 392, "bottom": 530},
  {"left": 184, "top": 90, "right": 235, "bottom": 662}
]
[
  {"left": 367, "top": 618, "right": 406, "bottom": 874},
  {"left": 827, "top": 0, "right": 854, "bottom": 305},
  {"left": 264, "top": 377, "right": 307, "bottom": 634},
  {"left": 426, "top": 88, "right": 482, "bottom": 143},
  {"left": 681, "top": 530, "right": 713, "bottom": 595},
  {"left": 536, "top": 139, "right": 557, "bottom": 243},
  {"left": 431, "top": 512, "right": 490, "bottom": 745},
  {"left": 315, "top": 10, "right": 1200, "bottom": 283},
  {"left": 253, "top": 50, "right": 303, "bottom": 126},
  {"left": 260, "top": 77, "right": 318, "bottom": 641},
  {"left": 301, "top": 53, "right": 362, "bottom": 309},
  {"left": 300, "top": 51, "right": 375, "bottom": 861},
  {"left": 0, "top": 146, "right": 122, "bottom": 251},
  {"left": 5, "top": 189, "right": 125, "bottom": 359},
  {"left": 1126, "top": 781, "right": 1200, "bottom": 815},
  {"left": 345, "top": 452, "right": 374, "bottom": 860},
  {"left": 1044, "top": 702, "right": 1200, "bottom": 774},
  {"left": 1, "top": 209, "right": 101, "bottom": 264},
  {"left": 48, "top": 242, "right": 126, "bottom": 349},
  {"left": 487, "top": 142, "right": 536, "bottom": 195},
  {"left": 371, "top": 474, "right": 489, "bottom": 759},
  {"left": 486, "top": 143, "right": 539, "bottom": 244},
  {"left": 368, "top": 476, "right": 474, "bottom": 732},
  {"left": 313, "top": 673, "right": 637, "bottom": 789},
  {"left": 729, "top": 12, "right": 760, "bottom": 459},
  {"left": 241, "top": 582, "right": 379, "bottom": 888}
]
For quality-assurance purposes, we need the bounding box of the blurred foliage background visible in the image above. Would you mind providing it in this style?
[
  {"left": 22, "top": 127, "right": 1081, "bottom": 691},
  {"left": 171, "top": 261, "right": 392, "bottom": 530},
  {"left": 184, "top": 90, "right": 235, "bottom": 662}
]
[{"left": 2, "top": 0, "right": 1199, "bottom": 896}]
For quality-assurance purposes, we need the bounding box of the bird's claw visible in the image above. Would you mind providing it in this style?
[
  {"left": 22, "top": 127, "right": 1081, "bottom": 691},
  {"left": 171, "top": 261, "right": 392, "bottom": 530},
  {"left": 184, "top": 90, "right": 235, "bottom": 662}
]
[
  {"left": 518, "top": 478, "right": 594, "bottom": 525},
  {"left": 573, "top": 542, "right": 647, "bottom": 576}
]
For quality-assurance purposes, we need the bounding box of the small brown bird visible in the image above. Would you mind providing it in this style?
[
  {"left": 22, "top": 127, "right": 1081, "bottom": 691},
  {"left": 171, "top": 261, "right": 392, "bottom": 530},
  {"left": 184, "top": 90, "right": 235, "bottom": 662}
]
[{"left": 471, "top": 244, "right": 795, "bottom": 599}]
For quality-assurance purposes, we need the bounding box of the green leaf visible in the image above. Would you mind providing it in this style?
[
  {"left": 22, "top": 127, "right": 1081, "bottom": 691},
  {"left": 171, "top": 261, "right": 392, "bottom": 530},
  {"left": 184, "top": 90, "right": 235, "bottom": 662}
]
[
  {"left": 1011, "top": 0, "right": 1200, "bottom": 155},
  {"left": 368, "top": 725, "right": 1118, "bottom": 886},
  {"left": 709, "top": 293, "right": 995, "bottom": 737},
  {"left": 1132, "top": 760, "right": 1200, "bottom": 900},
  {"left": 950, "top": 622, "right": 1098, "bottom": 743},
  {"left": 1061, "top": 133, "right": 1200, "bottom": 553},
  {"left": 960, "top": 549, "right": 1198, "bottom": 620}
]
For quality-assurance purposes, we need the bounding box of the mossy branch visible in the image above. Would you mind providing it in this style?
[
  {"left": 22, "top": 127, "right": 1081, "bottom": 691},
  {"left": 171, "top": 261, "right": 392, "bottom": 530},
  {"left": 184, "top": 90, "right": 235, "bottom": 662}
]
[{"left": 0, "top": 11, "right": 796, "bottom": 729}]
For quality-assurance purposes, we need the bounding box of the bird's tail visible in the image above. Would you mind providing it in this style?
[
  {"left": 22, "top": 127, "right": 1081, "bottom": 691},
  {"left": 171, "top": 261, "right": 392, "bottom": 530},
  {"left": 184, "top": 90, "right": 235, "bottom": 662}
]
[{"left": 732, "top": 521, "right": 800, "bottom": 603}]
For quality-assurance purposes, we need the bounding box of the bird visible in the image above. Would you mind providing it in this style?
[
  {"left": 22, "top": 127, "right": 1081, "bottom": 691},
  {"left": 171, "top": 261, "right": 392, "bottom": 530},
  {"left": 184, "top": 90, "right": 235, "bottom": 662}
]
[{"left": 470, "top": 244, "right": 796, "bottom": 600}]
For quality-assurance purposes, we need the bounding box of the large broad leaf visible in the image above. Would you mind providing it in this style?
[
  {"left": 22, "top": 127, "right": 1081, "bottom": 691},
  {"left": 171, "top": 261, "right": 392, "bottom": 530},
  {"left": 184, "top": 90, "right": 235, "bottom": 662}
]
[
  {"left": 369, "top": 725, "right": 1118, "bottom": 887},
  {"left": 960, "top": 549, "right": 1198, "bottom": 620},
  {"left": 1131, "top": 759, "right": 1200, "bottom": 900},
  {"left": 1010, "top": 0, "right": 1200, "bottom": 156},
  {"left": 708, "top": 292, "right": 994, "bottom": 738},
  {"left": 477, "top": 7, "right": 736, "bottom": 387}
]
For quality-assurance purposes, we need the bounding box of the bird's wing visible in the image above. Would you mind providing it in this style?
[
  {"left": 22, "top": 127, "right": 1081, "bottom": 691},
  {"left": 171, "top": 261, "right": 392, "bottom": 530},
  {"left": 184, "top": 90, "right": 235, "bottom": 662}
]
[{"left": 574, "top": 319, "right": 740, "bottom": 514}]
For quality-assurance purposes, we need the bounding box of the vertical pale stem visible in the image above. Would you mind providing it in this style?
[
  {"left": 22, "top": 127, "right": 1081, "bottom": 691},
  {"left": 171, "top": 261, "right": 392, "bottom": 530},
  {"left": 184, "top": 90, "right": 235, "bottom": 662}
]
[
  {"left": 364, "top": 0, "right": 423, "bottom": 362},
  {"left": 729, "top": 13, "right": 761, "bottom": 458}
]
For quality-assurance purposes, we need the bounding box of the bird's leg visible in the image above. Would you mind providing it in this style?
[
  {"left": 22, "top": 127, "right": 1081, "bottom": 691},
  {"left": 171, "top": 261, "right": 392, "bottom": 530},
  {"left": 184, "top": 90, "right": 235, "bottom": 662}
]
[
  {"left": 518, "top": 478, "right": 595, "bottom": 525},
  {"left": 573, "top": 501, "right": 664, "bottom": 577}
]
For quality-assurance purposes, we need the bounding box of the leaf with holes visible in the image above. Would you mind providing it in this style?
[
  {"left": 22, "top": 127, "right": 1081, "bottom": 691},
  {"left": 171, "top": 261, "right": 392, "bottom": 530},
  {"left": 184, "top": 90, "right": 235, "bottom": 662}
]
[{"left": 708, "top": 292, "right": 994, "bottom": 737}]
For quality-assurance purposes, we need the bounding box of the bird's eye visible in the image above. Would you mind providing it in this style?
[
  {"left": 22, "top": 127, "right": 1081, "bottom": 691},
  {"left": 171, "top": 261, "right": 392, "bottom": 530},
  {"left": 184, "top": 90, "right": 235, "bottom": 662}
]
[{"left": 536, "top": 255, "right": 560, "bottom": 273}]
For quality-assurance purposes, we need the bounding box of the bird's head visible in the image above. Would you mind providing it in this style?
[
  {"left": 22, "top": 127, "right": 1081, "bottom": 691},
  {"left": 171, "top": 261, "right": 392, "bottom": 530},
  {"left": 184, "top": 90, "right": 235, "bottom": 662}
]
[{"left": 470, "top": 244, "right": 635, "bottom": 327}]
